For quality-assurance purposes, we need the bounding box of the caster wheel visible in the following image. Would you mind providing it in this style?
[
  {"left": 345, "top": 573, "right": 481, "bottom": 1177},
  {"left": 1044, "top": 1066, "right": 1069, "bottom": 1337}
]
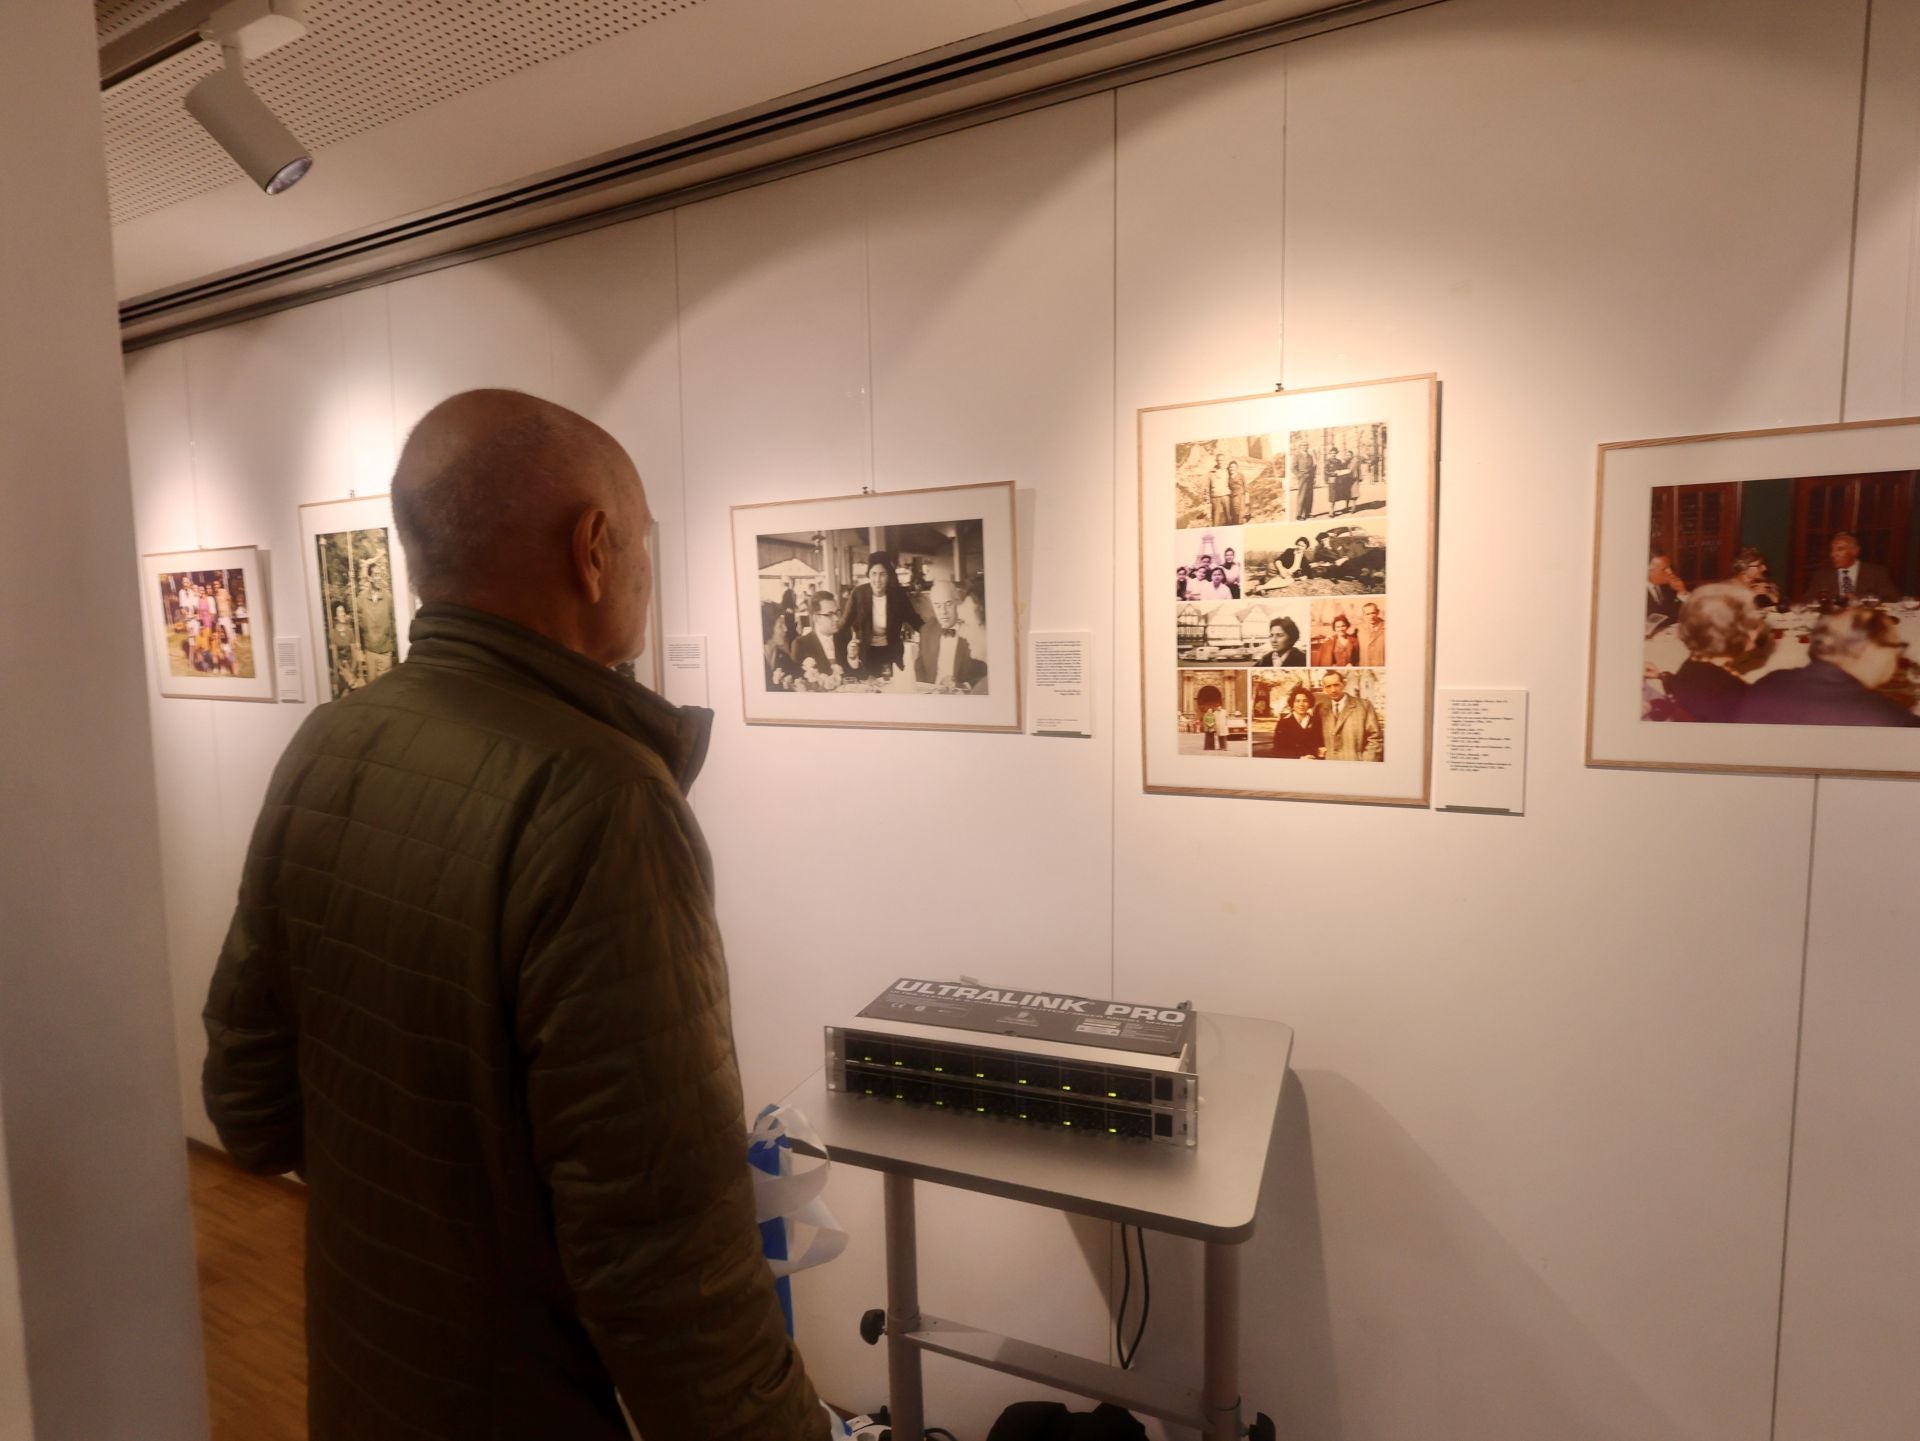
[
  {"left": 859, "top": 1307, "right": 887, "bottom": 1345},
  {"left": 1248, "top": 1412, "right": 1276, "bottom": 1441}
]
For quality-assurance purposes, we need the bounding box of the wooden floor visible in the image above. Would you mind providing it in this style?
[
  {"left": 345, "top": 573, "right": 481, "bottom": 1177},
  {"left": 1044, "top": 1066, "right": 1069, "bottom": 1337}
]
[{"left": 189, "top": 1144, "right": 308, "bottom": 1440}]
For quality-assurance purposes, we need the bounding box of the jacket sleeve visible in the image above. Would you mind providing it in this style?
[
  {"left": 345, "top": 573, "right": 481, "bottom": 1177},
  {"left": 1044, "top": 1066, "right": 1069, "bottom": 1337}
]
[
  {"left": 203, "top": 793, "right": 305, "bottom": 1176},
  {"left": 507, "top": 777, "right": 825, "bottom": 1441}
]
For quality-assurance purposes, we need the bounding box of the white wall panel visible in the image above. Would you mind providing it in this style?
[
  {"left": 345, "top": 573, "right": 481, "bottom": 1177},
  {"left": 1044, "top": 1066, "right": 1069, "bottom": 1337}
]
[
  {"left": 1114, "top": 2, "right": 1852, "bottom": 1438},
  {"left": 115, "top": 2, "right": 1920, "bottom": 1437},
  {"left": 1775, "top": 5, "right": 1920, "bottom": 1437}
]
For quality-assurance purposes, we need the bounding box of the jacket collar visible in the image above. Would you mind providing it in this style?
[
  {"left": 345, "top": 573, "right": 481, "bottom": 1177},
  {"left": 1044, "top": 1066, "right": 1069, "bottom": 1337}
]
[{"left": 403, "top": 602, "right": 712, "bottom": 792}]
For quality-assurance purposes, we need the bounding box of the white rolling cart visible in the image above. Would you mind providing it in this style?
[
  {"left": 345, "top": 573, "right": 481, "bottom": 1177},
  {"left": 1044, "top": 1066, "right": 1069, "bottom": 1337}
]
[{"left": 779, "top": 1012, "right": 1294, "bottom": 1440}]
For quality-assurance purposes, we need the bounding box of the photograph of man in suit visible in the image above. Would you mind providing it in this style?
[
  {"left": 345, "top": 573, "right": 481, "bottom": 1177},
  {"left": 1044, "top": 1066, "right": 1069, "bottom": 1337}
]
[
  {"left": 1799, "top": 530, "right": 1900, "bottom": 604},
  {"left": 790, "top": 590, "right": 842, "bottom": 677},
  {"left": 912, "top": 579, "right": 986, "bottom": 692},
  {"left": 1318, "top": 670, "right": 1383, "bottom": 760},
  {"left": 1358, "top": 601, "right": 1386, "bottom": 666},
  {"left": 1647, "top": 550, "right": 1688, "bottom": 624},
  {"left": 1738, "top": 606, "right": 1920, "bottom": 728},
  {"left": 1257, "top": 615, "right": 1306, "bottom": 668},
  {"left": 840, "top": 550, "right": 924, "bottom": 676}
]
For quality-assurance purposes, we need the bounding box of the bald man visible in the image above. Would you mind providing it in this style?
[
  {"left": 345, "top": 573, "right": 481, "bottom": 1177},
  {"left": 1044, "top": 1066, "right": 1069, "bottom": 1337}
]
[{"left": 203, "top": 391, "right": 826, "bottom": 1441}]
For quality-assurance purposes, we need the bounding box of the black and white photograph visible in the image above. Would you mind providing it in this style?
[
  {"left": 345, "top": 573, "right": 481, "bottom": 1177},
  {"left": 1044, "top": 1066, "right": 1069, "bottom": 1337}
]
[
  {"left": 755, "top": 524, "right": 988, "bottom": 694},
  {"left": 1172, "top": 435, "right": 1285, "bottom": 529},
  {"left": 300, "top": 495, "right": 417, "bottom": 703},
  {"left": 1242, "top": 518, "right": 1388, "bottom": 598},
  {"left": 1289, "top": 422, "right": 1387, "bottom": 521},
  {"left": 141, "top": 544, "right": 276, "bottom": 702},
  {"left": 1140, "top": 377, "right": 1435, "bottom": 803},
  {"left": 1173, "top": 526, "right": 1245, "bottom": 598},
  {"left": 732, "top": 482, "right": 1019, "bottom": 731},
  {"left": 1175, "top": 668, "right": 1250, "bottom": 757},
  {"left": 1176, "top": 600, "right": 1309, "bottom": 668}
]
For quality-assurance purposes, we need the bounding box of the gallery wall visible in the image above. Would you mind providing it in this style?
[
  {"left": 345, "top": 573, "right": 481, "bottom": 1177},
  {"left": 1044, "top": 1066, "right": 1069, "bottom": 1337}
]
[
  {"left": 120, "top": 0, "right": 1920, "bottom": 1437},
  {"left": 3, "top": 4, "right": 209, "bottom": 1439}
]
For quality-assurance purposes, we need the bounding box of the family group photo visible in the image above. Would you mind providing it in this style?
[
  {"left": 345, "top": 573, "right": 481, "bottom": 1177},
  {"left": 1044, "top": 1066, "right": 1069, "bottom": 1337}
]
[
  {"left": 156, "top": 568, "right": 255, "bottom": 679},
  {"left": 755, "top": 519, "right": 990, "bottom": 695},
  {"left": 1642, "top": 470, "right": 1920, "bottom": 730}
]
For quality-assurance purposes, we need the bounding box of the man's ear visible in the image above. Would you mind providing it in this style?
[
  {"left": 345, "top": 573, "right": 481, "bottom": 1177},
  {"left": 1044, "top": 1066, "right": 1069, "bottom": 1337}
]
[{"left": 572, "top": 506, "right": 612, "bottom": 602}]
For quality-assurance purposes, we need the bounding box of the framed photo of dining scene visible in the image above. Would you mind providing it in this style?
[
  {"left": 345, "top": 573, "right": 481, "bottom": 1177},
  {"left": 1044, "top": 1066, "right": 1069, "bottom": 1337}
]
[
  {"left": 1138, "top": 374, "right": 1438, "bottom": 805},
  {"left": 729, "top": 480, "right": 1019, "bottom": 732},
  {"left": 299, "top": 495, "right": 414, "bottom": 703},
  {"left": 1588, "top": 415, "right": 1920, "bottom": 777},
  {"left": 141, "top": 544, "right": 275, "bottom": 701}
]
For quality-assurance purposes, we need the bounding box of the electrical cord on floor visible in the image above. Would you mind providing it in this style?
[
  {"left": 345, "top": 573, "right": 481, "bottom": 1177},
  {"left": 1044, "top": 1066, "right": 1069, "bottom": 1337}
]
[{"left": 1115, "top": 1223, "right": 1151, "bottom": 1370}]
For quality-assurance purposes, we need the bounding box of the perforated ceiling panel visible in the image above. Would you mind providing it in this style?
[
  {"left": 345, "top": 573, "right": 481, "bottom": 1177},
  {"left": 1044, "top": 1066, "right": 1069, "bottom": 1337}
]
[{"left": 100, "top": 0, "right": 708, "bottom": 224}]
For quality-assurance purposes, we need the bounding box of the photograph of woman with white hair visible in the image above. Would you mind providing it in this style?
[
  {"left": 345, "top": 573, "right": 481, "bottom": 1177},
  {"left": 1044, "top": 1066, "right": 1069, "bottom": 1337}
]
[{"left": 1665, "top": 583, "right": 1774, "bottom": 722}]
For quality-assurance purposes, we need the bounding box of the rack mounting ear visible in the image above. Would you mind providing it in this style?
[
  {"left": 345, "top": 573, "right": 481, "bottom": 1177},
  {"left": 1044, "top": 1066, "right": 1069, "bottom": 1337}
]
[{"left": 183, "top": 0, "right": 314, "bottom": 195}]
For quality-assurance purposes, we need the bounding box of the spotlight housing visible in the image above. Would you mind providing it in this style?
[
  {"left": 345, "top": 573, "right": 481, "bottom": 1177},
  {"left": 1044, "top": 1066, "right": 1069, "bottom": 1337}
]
[
  {"left": 185, "top": 60, "right": 311, "bottom": 194},
  {"left": 182, "top": 1, "right": 313, "bottom": 196}
]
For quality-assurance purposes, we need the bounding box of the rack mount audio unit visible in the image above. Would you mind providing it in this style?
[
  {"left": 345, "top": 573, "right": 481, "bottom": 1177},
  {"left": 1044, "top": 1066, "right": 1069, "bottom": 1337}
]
[{"left": 825, "top": 978, "right": 1198, "bottom": 1145}]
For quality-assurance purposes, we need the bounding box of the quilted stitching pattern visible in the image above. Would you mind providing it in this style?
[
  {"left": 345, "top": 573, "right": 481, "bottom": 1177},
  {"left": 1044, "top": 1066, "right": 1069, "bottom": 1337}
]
[{"left": 204, "top": 605, "right": 824, "bottom": 1441}]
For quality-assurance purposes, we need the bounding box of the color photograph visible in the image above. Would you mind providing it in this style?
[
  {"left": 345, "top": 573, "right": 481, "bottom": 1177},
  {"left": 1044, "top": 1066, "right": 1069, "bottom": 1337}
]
[
  {"left": 1589, "top": 417, "right": 1920, "bottom": 776},
  {"left": 1175, "top": 669, "right": 1250, "bottom": 757},
  {"left": 142, "top": 545, "right": 275, "bottom": 702},
  {"left": 1311, "top": 597, "right": 1387, "bottom": 668}
]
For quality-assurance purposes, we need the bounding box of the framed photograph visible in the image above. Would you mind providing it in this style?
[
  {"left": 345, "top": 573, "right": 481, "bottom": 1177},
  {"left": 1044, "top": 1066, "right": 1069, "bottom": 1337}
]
[
  {"left": 730, "top": 481, "right": 1019, "bottom": 731},
  {"left": 1139, "top": 375, "right": 1437, "bottom": 804},
  {"left": 140, "top": 545, "right": 274, "bottom": 701},
  {"left": 299, "top": 496, "right": 414, "bottom": 702},
  {"left": 1588, "top": 416, "right": 1920, "bottom": 777}
]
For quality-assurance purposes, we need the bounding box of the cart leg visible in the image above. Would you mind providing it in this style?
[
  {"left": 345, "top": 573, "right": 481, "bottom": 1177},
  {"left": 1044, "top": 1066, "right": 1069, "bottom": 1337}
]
[
  {"left": 1203, "top": 1240, "right": 1242, "bottom": 1440},
  {"left": 884, "top": 1172, "right": 924, "bottom": 1441}
]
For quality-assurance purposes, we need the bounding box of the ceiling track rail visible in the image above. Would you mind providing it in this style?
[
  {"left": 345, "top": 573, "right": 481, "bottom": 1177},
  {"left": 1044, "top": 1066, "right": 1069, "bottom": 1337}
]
[{"left": 119, "top": 0, "right": 1441, "bottom": 350}]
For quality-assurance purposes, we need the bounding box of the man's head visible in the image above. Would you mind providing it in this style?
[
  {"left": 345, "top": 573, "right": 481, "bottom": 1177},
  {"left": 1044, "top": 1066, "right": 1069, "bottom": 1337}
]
[
  {"left": 392, "top": 390, "right": 652, "bottom": 666},
  {"left": 811, "top": 590, "right": 839, "bottom": 621},
  {"left": 1830, "top": 531, "right": 1862, "bottom": 569},
  {"left": 1811, "top": 605, "right": 1906, "bottom": 689},
  {"left": 1363, "top": 602, "right": 1381, "bottom": 626},
  {"left": 928, "top": 579, "right": 958, "bottom": 628},
  {"left": 1677, "top": 583, "right": 1769, "bottom": 666},
  {"left": 1320, "top": 671, "right": 1347, "bottom": 701},
  {"left": 1268, "top": 615, "right": 1299, "bottom": 651}
]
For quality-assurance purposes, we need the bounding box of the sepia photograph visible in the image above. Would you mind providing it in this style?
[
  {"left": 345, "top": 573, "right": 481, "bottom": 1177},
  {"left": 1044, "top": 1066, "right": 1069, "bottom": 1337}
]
[
  {"left": 1175, "top": 669, "right": 1250, "bottom": 757},
  {"left": 1141, "top": 378, "right": 1435, "bottom": 803},
  {"left": 142, "top": 545, "right": 275, "bottom": 701},
  {"left": 732, "top": 482, "right": 1019, "bottom": 731},
  {"left": 1289, "top": 422, "right": 1387, "bottom": 521},
  {"left": 1172, "top": 435, "right": 1286, "bottom": 529},
  {"left": 1311, "top": 597, "right": 1387, "bottom": 668},
  {"left": 1590, "top": 417, "right": 1920, "bottom": 777},
  {"left": 300, "top": 495, "right": 417, "bottom": 704},
  {"left": 1242, "top": 517, "right": 1388, "bottom": 598},
  {"left": 1177, "top": 600, "right": 1308, "bottom": 667},
  {"left": 1173, "top": 526, "right": 1245, "bottom": 599}
]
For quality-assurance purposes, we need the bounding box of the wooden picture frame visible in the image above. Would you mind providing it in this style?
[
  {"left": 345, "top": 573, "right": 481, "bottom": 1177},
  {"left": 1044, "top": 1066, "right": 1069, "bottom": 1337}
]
[
  {"left": 730, "top": 481, "right": 1020, "bottom": 732},
  {"left": 1588, "top": 415, "right": 1920, "bottom": 777},
  {"left": 1138, "top": 375, "right": 1438, "bottom": 805},
  {"left": 140, "top": 545, "right": 275, "bottom": 702}
]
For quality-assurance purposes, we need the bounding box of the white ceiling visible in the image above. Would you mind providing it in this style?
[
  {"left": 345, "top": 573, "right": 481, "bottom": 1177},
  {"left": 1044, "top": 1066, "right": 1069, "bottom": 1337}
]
[{"left": 102, "top": 0, "right": 1100, "bottom": 302}]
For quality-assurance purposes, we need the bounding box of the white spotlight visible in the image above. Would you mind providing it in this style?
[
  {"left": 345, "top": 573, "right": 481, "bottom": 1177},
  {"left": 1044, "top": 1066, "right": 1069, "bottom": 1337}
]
[{"left": 183, "top": 1, "right": 313, "bottom": 196}]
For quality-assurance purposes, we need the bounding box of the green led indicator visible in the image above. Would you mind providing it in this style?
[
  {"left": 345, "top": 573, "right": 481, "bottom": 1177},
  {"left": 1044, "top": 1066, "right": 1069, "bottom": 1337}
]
[
  {"left": 1107, "top": 1091, "right": 1118, "bottom": 1098},
  {"left": 1017, "top": 1078, "right": 1028, "bottom": 1085},
  {"left": 976, "top": 1107, "right": 986, "bottom": 1113},
  {"left": 893, "top": 1060, "right": 904, "bottom": 1066},
  {"left": 1108, "top": 1127, "right": 1118, "bottom": 1134},
  {"left": 935, "top": 1101, "right": 943, "bottom": 1107},
  {"left": 1061, "top": 1085, "right": 1072, "bottom": 1091},
  {"left": 1062, "top": 1120, "right": 1073, "bottom": 1127},
  {"left": 975, "top": 1072, "right": 985, "bottom": 1079}
]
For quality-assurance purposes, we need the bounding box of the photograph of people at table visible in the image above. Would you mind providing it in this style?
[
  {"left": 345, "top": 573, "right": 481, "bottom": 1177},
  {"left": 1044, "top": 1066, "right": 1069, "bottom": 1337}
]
[
  {"left": 1642, "top": 473, "right": 1920, "bottom": 727},
  {"left": 756, "top": 524, "right": 989, "bottom": 694}
]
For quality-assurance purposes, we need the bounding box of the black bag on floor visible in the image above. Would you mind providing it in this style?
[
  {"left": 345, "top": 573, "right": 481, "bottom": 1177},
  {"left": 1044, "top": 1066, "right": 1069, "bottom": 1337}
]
[{"left": 985, "top": 1400, "right": 1148, "bottom": 1441}]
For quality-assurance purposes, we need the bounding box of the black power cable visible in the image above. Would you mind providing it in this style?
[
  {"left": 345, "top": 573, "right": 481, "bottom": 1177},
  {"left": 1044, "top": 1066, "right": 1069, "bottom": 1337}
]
[{"left": 1115, "top": 1224, "right": 1152, "bottom": 1370}]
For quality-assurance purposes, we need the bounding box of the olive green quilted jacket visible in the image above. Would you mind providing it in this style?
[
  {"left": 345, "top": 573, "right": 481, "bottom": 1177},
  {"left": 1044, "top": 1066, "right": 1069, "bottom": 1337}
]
[{"left": 204, "top": 603, "right": 824, "bottom": 1441}]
